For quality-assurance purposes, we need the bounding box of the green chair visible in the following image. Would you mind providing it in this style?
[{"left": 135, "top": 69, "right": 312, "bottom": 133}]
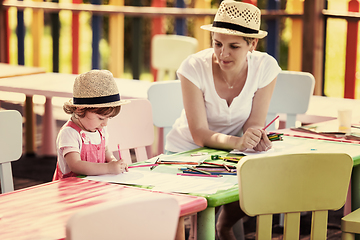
[
  {"left": 237, "top": 152, "right": 352, "bottom": 240},
  {"left": 341, "top": 207, "right": 360, "bottom": 239}
]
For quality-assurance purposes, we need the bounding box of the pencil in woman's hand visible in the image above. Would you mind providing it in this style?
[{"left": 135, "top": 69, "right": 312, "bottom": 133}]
[{"left": 263, "top": 115, "right": 279, "bottom": 130}]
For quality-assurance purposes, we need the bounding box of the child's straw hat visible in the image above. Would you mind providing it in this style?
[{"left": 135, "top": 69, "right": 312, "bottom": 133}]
[
  {"left": 201, "top": 0, "right": 267, "bottom": 39},
  {"left": 67, "top": 70, "right": 130, "bottom": 108}
]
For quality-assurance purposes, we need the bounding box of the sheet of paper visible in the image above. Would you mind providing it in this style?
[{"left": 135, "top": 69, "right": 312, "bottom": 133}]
[{"left": 84, "top": 169, "right": 237, "bottom": 194}]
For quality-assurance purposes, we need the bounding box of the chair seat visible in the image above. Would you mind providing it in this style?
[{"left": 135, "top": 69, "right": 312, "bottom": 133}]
[{"left": 342, "top": 208, "right": 360, "bottom": 234}]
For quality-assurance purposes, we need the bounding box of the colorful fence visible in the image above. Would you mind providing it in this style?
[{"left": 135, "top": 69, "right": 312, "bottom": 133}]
[{"left": 0, "top": 0, "right": 359, "bottom": 98}]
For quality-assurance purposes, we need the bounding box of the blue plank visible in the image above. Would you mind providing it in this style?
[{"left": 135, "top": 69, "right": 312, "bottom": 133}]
[
  {"left": 51, "top": 0, "right": 60, "bottom": 72},
  {"left": 91, "top": 0, "right": 102, "bottom": 70},
  {"left": 266, "top": 0, "right": 280, "bottom": 60},
  {"left": 175, "top": 0, "right": 186, "bottom": 36},
  {"left": 16, "top": 0, "right": 24, "bottom": 65},
  {"left": 132, "top": 0, "right": 142, "bottom": 80}
]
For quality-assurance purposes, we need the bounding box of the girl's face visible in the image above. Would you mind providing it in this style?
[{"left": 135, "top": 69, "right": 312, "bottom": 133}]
[
  {"left": 213, "top": 33, "right": 257, "bottom": 71},
  {"left": 79, "top": 111, "right": 110, "bottom": 132}
]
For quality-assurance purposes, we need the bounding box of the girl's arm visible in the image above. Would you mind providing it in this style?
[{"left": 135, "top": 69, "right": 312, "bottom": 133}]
[
  {"left": 64, "top": 151, "right": 127, "bottom": 176},
  {"left": 180, "top": 73, "right": 276, "bottom": 151},
  {"left": 105, "top": 146, "right": 117, "bottom": 162}
]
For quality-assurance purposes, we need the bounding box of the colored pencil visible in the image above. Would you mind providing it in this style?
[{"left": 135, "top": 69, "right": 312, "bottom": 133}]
[
  {"left": 177, "top": 173, "right": 222, "bottom": 178},
  {"left": 203, "top": 161, "right": 236, "bottom": 168},
  {"left": 150, "top": 157, "right": 160, "bottom": 170},
  {"left": 182, "top": 170, "right": 236, "bottom": 176},
  {"left": 159, "top": 161, "right": 199, "bottom": 165},
  {"left": 188, "top": 167, "right": 211, "bottom": 175},
  {"left": 263, "top": 115, "right": 280, "bottom": 130},
  {"left": 117, "top": 144, "right": 122, "bottom": 160},
  {"left": 128, "top": 164, "right": 159, "bottom": 169}
]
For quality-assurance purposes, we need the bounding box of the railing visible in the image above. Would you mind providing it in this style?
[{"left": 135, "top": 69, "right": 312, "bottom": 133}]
[{"left": 0, "top": 0, "right": 359, "bottom": 98}]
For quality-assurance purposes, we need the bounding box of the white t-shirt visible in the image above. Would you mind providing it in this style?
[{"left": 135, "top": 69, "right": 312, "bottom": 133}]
[
  {"left": 165, "top": 48, "right": 281, "bottom": 152},
  {"left": 56, "top": 120, "right": 109, "bottom": 175}
]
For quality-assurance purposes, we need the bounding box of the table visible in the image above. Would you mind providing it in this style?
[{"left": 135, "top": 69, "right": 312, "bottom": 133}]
[
  {"left": 297, "top": 95, "right": 360, "bottom": 125},
  {"left": 0, "top": 63, "right": 46, "bottom": 156},
  {"left": 136, "top": 135, "right": 360, "bottom": 240},
  {"left": 0, "top": 73, "right": 152, "bottom": 156},
  {"left": 0, "top": 63, "right": 45, "bottom": 78},
  {"left": 0, "top": 177, "right": 207, "bottom": 240}
]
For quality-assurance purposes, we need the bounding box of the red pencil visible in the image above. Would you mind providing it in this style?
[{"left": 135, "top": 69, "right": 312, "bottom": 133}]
[
  {"left": 177, "top": 173, "right": 222, "bottom": 178},
  {"left": 117, "top": 144, "right": 122, "bottom": 160},
  {"left": 263, "top": 115, "right": 280, "bottom": 130}
]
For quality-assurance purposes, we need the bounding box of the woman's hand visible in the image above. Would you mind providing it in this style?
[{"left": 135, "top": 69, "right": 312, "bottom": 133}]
[
  {"left": 253, "top": 130, "right": 272, "bottom": 152},
  {"left": 238, "top": 128, "right": 272, "bottom": 152}
]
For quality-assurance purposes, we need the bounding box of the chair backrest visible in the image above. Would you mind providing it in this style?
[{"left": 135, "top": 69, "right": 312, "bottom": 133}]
[
  {"left": 147, "top": 80, "right": 183, "bottom": 153},
  {"left": 237, "top": 152, "right": 352, "bottom": 240},
  {"left": 66, "top": 194, "right": 180, "bottom": 240},
  {"left": 151, "top": 34, "right": 198, "bottom": 81},
  {"left": 0, "top": 110, "right": 22, "bottom": 193},
  {"left": 107, "top": 99, "right": 154, "bottom": 164},
  {"left": 267, "top": 70, "right": 315, "bottom": 130}
]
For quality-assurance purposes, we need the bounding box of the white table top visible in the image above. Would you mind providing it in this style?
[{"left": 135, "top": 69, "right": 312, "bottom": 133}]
[
  {"left": 306, "top": 95, "right": 360, "bottom": 122},
  {"left": 0, "top": 72, "right": 152, "bottom": 99},
  {"left": 0, "top": 63, "right": 46, "bottom": 78}
]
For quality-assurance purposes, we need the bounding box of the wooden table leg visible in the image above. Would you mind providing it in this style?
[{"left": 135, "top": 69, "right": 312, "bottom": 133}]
[
  {"left": 41, "top": 97, "right": 56, "bottom": 156},
  {"left": 25, "top": 96, "right": 36, "bottom": 156},
  {"left": 175, "top": 216, "right": 185, "bottom": 240}
]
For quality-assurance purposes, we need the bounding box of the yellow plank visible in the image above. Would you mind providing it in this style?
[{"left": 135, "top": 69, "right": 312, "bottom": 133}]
[
  {"left": 194, "top": 0, "right": 211, "bottom": 51},
  {"left": 287, "top": 0, "right": 303, "bottom": 71},
  {"left": 109, "top": 0, "right": 124, "bottom": 78}
]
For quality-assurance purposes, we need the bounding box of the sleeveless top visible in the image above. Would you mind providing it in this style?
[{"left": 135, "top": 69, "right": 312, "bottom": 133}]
[{"left": 52, "top": 120, "right": 106, "bottom": 180}]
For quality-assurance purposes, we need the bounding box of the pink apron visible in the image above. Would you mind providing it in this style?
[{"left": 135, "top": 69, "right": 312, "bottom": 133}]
[{"left": 53, "top": 120, "right": 106, "bottom": 181}]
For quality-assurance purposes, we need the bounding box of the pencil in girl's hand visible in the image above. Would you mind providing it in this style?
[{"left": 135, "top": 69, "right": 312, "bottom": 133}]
[
  {"left": 263, "top": 115, "right": 279, "bottom": 130},
  {"left": 117, "top": 144, "right": 122, "bottom": 160}
]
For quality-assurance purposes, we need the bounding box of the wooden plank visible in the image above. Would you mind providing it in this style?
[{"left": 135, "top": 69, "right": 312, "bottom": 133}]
[
  {"left": 109, "top": 0, "right": 124, "bottom": 78},
  {"left": 287, "top": 0, "right": 303, "bottom": 71},
  {"left": 302, "top": 0, "right": 325, "bottom": 96},
  {"left": 0, "top": 0, "right": 7, "bottom": 63}
]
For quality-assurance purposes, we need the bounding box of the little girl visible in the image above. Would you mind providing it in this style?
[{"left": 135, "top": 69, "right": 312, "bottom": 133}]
[{"left": 53, "top": 70, "right": 130, "bottom": 180}]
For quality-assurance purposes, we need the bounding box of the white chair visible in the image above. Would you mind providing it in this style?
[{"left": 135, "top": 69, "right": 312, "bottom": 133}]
[
  {"left": 266, "top": 71, "right": 315, "bottom": 226},
  {"left": 266, "top": 70, "right": 315, "bottom": 130},
  {"left": 107, "top": 99, "right": 154, "bottom": 164},
  {"left": 0, "top": 110, "right": 22, "bottom": 193},
  {"left": 147, "top": 80, "right": 183, "bottom": 154},
  {"left": 66, "top": 195, "right": 180, "bottom": 240},
  {"left": 151, "top": 34, "right": 198, "bottom": 81}
]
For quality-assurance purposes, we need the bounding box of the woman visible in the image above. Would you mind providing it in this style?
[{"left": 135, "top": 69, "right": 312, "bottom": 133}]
[{"left": 165, "top": 1, "right": 281, "bottom": 239}]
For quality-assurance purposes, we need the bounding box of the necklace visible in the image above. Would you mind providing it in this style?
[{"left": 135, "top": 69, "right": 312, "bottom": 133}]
[{"left": 222, "top": 77, "right": 235, "bottom": 89}]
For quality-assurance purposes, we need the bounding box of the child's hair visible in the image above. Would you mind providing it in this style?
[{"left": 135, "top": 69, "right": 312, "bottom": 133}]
[{"left": 63, "top": 104, "right": 121, "bottom": 118}]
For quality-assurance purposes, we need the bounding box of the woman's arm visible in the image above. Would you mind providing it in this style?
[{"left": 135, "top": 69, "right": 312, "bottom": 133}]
[{"left": 243, "top": 77, "right": 277, "bottom": 151}]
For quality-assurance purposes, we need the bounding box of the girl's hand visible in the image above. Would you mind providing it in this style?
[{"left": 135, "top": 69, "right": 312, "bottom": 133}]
[
  {"left": 253, "top": 130, "right": 272, "bottom": 152},
  {"left": 108, "top": 160, "right": 128, "bottom": 174}
]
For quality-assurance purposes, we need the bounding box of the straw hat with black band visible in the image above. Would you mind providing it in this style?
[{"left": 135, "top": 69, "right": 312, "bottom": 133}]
[
  {"left": 65, "top": 70, "right": 130, "bottom": 108},
  {"left": 201, "top": 0, "right": 267, "bottom": 39}
]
